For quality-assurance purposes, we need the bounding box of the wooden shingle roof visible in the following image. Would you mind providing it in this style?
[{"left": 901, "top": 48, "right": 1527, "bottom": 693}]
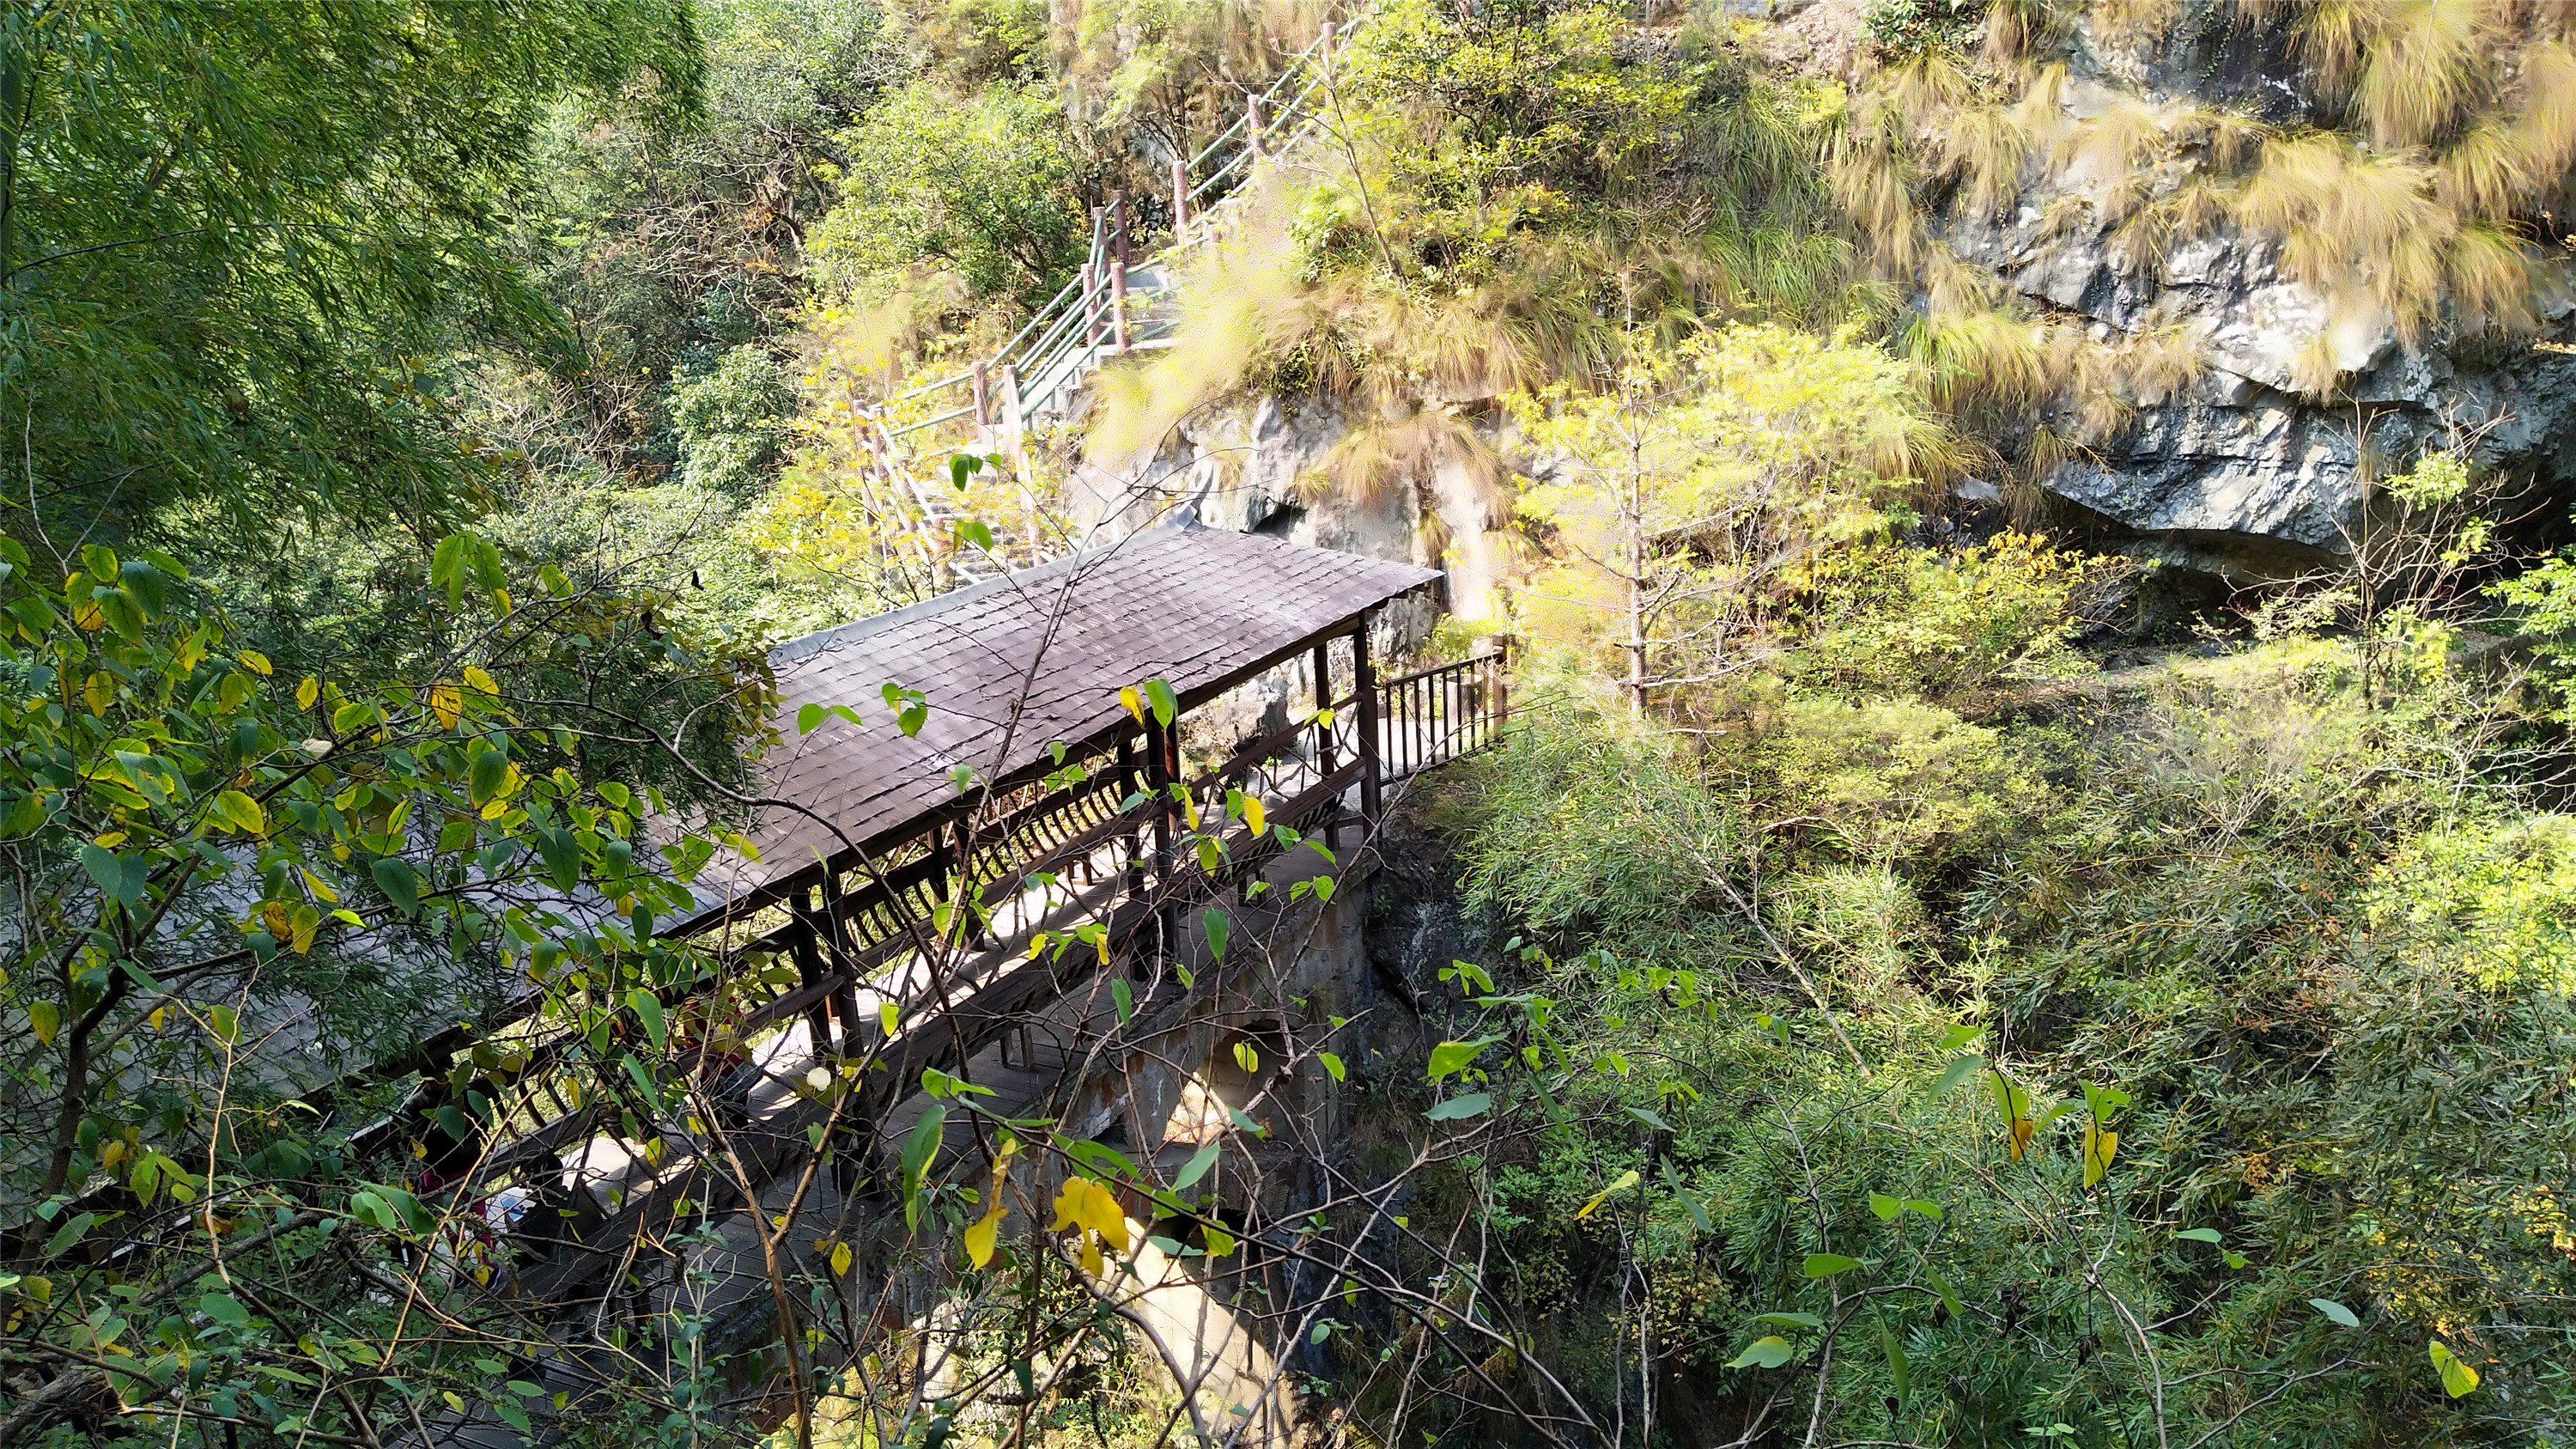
[{"left": 698, "top": 520, "right": 1437, "bottom": 912}]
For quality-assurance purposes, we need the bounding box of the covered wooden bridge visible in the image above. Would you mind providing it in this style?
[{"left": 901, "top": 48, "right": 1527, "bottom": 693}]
[{"left": 469, "top": 518, "right": 1508, "bottom": 1306}]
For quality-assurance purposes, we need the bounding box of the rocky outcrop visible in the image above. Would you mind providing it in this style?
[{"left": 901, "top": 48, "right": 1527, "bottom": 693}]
[
  {"left": 1066, "top": 393, "right": 1504, "bottom": 630},
  {"left": 1947, "top": 194, "right": 2576, "bottom": 568}
]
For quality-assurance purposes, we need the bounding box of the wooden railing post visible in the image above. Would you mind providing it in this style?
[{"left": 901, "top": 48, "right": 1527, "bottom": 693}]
[
  {"left": 1354, "top": 612, "right": 1382, "bottom": 832},
  {"left": 1110, "top": 193, "right": 1130, "bottom": 354},
  {"left": 816, "top": 874, "right": 863, "bottom": 1046},
  {"left": 790, "top": 894, "right": 837, "bottom": 1054},
  {"left": 1119, "top": 731, "right": 1147, "bottom": 900},
  {"left": 971, "top": 359, "right": 992, "bottom": 428},
  {"left": 1172, "top": 157, "right": 1190, "bottom": 232},
  {"left": 1079, "top": 258, "right": 1098, "bottom": 350},
  {"left": 1313, "top": 640, "right": 1339, "bottom": 851},
  {"left": 1247, "top": 94, "right": 1267, "bottom": 161},
  {"left": 1145, "top": 715, "right": 1176, "bottom": 963}
]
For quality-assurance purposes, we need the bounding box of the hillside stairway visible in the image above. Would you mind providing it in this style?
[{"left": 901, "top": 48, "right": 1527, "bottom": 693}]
[{"left": 855, "top": 15, "right": 1358, "bottom": 581}]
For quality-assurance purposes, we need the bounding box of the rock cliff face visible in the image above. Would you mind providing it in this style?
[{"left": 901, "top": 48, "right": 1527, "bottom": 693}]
[
  {"left": 1771, "top": 4, "right": 2576, "bottom": 575},
  {"left": 1949, "top": 191, "right": 2576, "bottom": 569},
  {"left": 1068, "top": 393, "right": 1500, "bottom": 630}
]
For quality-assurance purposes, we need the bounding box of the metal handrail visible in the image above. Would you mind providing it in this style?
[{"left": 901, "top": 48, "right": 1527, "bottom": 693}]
[{"left": 863, "top": 8, "right": 1364, "bottom": 490}]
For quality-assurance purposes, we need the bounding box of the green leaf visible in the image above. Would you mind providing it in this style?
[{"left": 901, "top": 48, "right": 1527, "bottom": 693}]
[
  {"left": 1625, "top": 1105, "right": 1674, "bottom": 1133},
  {"left": 2175, "top": 1227, "right": 2223, "bottom": 1245},
  {"left": 1110, "top": 977, "right": 1133, "bottom": 1024},
  {"left": 1931, "top": 1052, "right": 1985, "bottom": 1099},
  {"left": 81, "top": 843, "right": 140, "bottom": 906},
  {"left": 1142, "top": 678, "right": 1176, "bottom": 727},
  {"left": 197, "top": 1293, "right": 251, "bottom": 1329},
  {"left": 1173, "top": 1142, "right": 1223, "bottom": 1191},
  {"left": 1202, "top": 908, "right": 1228, "bottom": 960},
  {"left": 1922, "top": 1262, "right": 1963, "bottom": 1319},
  {"left": 1868, "top": 1192, "right": 1902, "bottom": 1221},
  {"left": 955, "top": 519, "right": 995, "bottom": 552},
  {"left": 118, "top": 560, "right": 167, "bottom": 618},
  {"left": 95, "top": 587, "right": 144, "bottom": 640},
  {"left": 2429, "top": 1339, "right": 2480, "bottom": 1397},
  {"left": 1425, "top": 1093, "right": 1491, "bottom": 1122},
  {"left": 1751, "top": 1311, "right": 1822, "bottom": 1329},
  {"left": 796, "top": 703, "right": 826, "bottom": 735},
  {"left": 1725, "top": 1336, "right": 1795, "bottom": 1370},
  {"left": 1661, "top": 1159, "right": 1712, "bottom": 1233},
  {"left": 1802, "top": 1252, "right": 1862, "bottom": 1278},
  {"left": 468, "top": 746, "right": 509, "bottom": 804},
  {"left": 629, "top": 989, "right": 666, "bottom": 1050},
  {"left": 41, "top": 1212, "right": 95, "bottom": 1259},
  {"left": 1880, "top": 1317, "right": 1911, "bottom": 1406},
  {"left": 1317, "top": 1050, "right": 1346, "bottom": 1082},
  {"left": 207, "top": 1004, "right": 241, "bottom": 1045},
  {"left": 537, "top": 827, "right": 581, "bottom": 892},
  {"left": 370, "top": 856, "right": 420, "bottom": 917},
  {"left": 1427, "top": 1038, "right": 1495, "bottom": 1083},
  {"left": 2309, "top": 1298, "right": 2360, "bottom": 1328},
  {"left": 901, "top": 1105, "right": 946, "bottom": 1233}
]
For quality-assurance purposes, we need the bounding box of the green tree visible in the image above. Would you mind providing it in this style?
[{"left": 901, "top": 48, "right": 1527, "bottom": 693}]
[
  {"left": 813, "top": 82, "right": 1085, "bottom": 304},
  {"left": 0, "top": 0, "right": 703, "bottom": 545}
]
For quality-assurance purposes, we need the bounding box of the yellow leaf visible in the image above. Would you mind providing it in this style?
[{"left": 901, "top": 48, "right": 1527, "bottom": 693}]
[
  {"left": 1577, "top": 1169, "right": 1641, "bottom": 1221},
  {"left": 1232, "top": 1041, "right": 1261, "bottom": 1075},
  {"left": 148, "top": 1007, "right": 166, "bottom": 1032},
  {"left": 216, "top": 788, "right": 264, "bottom": 836},
  {"left": 295, "top": 676, "right": 319, "bottom": 709},
  {"left": 2082, "top": 1120, "right": 2118, "bottom": 1188},
  {"left": 93, "top": 831, "right": 127, "bottom": 849},
  {"left": 1050, "top": 1177, "right": 1129, "bottom": 1256},
  {"left": 72, "top": 598, "right": 102, "bottom": 630},
  {"left": 1202, "top": 1223, "right": 1237, "bottom": 1258},
  {"left": 301, "top": 868, "right": 338, "bottom": 904},
  {"left": 1244, "top": 796, "right": 1265, "bottom": 837},
  {"left": 428, "top": 682, "right": 461, "bottom": 730},
  {"left": 83, "top": 671, "right": 113, "bottom": 715},
  {"left": 1181, "top": 792, "right": 1200, "bottom": 831},
  {"left": 2008, "top": 1117, "right": 2034, "bottom": 1161},
  {"left": 289, "top": 905, "right": 319, "bottom": 954},
  {"left": 964, "top": 1143, "right": 1017, "bottom": 1269},
  {"left": 963, "top": 1211, "right": 1000, "bottom": 1269},
  {"left": 29, "top": 1000, "right": 58, "bottom": 1045},
  {"left": 237, "top": 649, "right": 273, "bottom": 677},
  {"left": 260, "top": 901, "right": 294, "bottom": 940},
  {"left": 462, "top": 665, "right": 499, "bottom": 696},
  {"left": 1120, "top": 685, "right": 1144, "bottom": 726},
  {"left": 1078, "top": 1236, "right": 1104, "bottom": 1278},
  {"left": 99, "top": 1140, "right": 127, "bottom": 1168},
  {"left": 829, "top": 1241, "right": 854, "bottom": 1277}
]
